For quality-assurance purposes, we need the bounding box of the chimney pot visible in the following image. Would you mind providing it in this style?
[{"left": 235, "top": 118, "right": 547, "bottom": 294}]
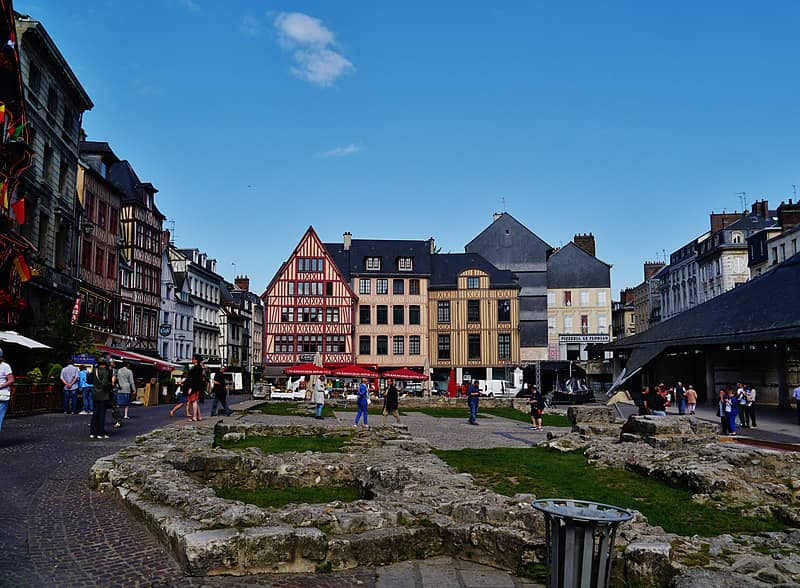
[
  {"left": 573, "top": 233, "right": 596, "bottom": 257},
  {"left": 343, "top": 232, "right": 352, "bottom": 251},
  {"left": 493, "top": 212, "right": 503, "bottom": 222}
]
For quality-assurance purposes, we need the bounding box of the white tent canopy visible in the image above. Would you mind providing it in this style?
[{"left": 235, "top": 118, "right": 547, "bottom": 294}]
[{"left": 0, "top": 331, "right": 51, "bottom": 349}]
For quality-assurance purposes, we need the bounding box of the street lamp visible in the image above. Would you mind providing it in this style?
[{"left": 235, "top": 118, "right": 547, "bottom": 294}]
[{"left": 82, "top": 221, "right": 94, "bottom": 236}]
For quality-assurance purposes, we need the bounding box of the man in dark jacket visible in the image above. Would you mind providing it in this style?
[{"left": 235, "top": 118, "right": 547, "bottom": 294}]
[
  {"left": 382, "top": 379, "right": 401, "bottom": 425},
  {"left": 210, "top": 368, "right": 232, "bottom": 417},
  {"left": 90, "top": 357, "right": 114, "bottom": 439},
  {"left": 467, "top": 380, "right": 481, "bottom": 425}
]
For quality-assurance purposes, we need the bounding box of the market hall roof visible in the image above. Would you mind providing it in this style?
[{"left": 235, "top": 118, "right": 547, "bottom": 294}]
[{"left": 429, "top": 253, "right": 519, "bottom": 290}]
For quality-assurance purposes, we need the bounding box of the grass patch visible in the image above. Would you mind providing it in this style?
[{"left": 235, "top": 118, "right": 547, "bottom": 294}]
[
  {"left": 516, "top": 562, "right": 548, "bottom": 583},
  {"left": 434, "top": 447, "right": 786, "bottom": 537},
  {"left": 216, "top": 483, "right": 361, "bottom": 509},
  {"left": 217, "top": 433, "right": 349, "bottom": 453},
  {"left": 483, "top": 407, "right": 572, "bottom": 427},
  {"left": 315, "top": 562, "right": 333, "bottom": 574},
  {"left": 335, "top": 406, "right": 405, "bottom": 416},
  {"left": 251, "top": 402, "right": 335, "bottom": 418}
]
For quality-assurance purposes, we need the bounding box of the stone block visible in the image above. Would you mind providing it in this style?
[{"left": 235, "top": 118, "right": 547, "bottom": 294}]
[
  {"left": 567, "top": 405, "right": 617, "bottom": 425},
  {"left": 294, "top": 527, "right": 328, "bottom": 561},
  {"left": 182, "top": 528, "right": 241, "bottom": 575},
  {"left": 239, "top": 526, "right": 296, "bottom": 571},
  {"left": 624, "top": 541, "right": 673, "bottom": 587}
]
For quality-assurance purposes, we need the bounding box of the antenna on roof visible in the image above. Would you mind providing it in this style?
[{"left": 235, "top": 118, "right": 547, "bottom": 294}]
[
  {"left": 501, "top": 196, "right": 506, "bottom": 212},
  {"left": 736, "top": 192, "right": 747, "bottom": 211},
  {"left": 793, "top": 185, "right": 797, "bottom": 200}
]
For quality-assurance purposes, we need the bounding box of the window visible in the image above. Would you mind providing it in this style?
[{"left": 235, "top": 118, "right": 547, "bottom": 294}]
[
  {"left": 326, "top": 281, "right": 333, "bottom": 296},
  {"left": 108, "top": 207, "right": 118, "bottom": 235},
  {"left": 547, "top": 292, "right": 555, "bottom": 306},
  {"left": 281, "top": 307, "right": 294, "bottom": 322},
  {"left": 366, "top": 257, "right": 381, "bottom": 270},
  {"left": 376, "top": 279, "right": 388, "bottom": 295},
  {"left": 297, "top": 258, "right": 323, "bottom": 272},
  {"left": 81, "top": 238, "right": 92, "bottom": 271},
  {"left": 564, "top": 291, "right": 572, "bottom": 306},
  {"left": 437, "top": 334, "right": 451, "bottom": 360},
  {"left": 409, "top": 305, "right": 420, "bottom": 325},
  {"left": 771, "top": 247, "right": 778, "bottom": 265},
  {"left": 780, "top": 243, "right": 786, "bottom": 262},
  {"left": 28, "top": 63, "right": 41, "bottom": 93},
  {"left": 437, "top": 300, "right": 450, "bottom": 323},
  {"left": 63, "top": 108, "right": 75, "bottom": 135},
  {"left": 300, "top": 307, "right": 324, "bottom": 323},
  {"left": 393, "top": 305, "right": 404, "bottom": 325},
  {"left": 467, "top": 299, "right": 480, "bottom": 322},
  {"left": 94, "top": 246, "right": 104, "bottom": 276},
  {"left": 359, "top": 335, "right": 371, "bottom": 355},
  {"left": 57, "top": 158, "right": 69, "bottom": 193},
  {"left": 376, "top": 305, "right": 388, "bottom": 325},
  {"left": 47, "top": 86, "right": 59, "bottom": 114},
  {"left": 299, "top": 335, "right": 323, "bottom": 353},
  {"left": 792, "top": 239, "right": 798, "bottom": 255},
  {"left": 598, "top": 291, "right": 607, "bottom": 306},
  {"left": 409, "top": 335, "right": 420, "bottom": 355},
  {"left": 598, "top": 314, "right": 608, "bottom": 331},
  {"left": 498, "top": 334, "right": 511, "bottom": 360},
  {"left": 393, "top": 336, "right": 404, "bottom": 355},
  {"left": 397, "top": 257, "right": 413, "bottom": 271},
  {"left": 106, "top": 251, "right": 115, "bottom": 279},
  {"left": 326, "top": 307, "right": 339, "bottom": 323},
  {"left": 359, "top": 305, "right": 371, "bottom": 324},
  {"left": 564, "top": 315, "right": 573, "bottom": 333},
  {"left": 409, "top": 279, "right": 420, "bottom": 295},
  {"left": 393, "top": 279, "right": 404, "bottom": 295},
  {"left": 468, "top": 334, "right": 481, "bottom": 359},
  {"left": 580, "top": 315, "right": 589, "bottom": 334},
  {"left": 548, "top": 317, "right": 555, "bottom": 333},
  {"left": 287, "top": 282, "right": 295, "bottom": 296},
  {"left": 467, "top": 276, "right": 480, "bottom": 289},
  {"left": 97, "top": 201, "right": 107, "bottom": 232},
  {"left": 326, "top": 335, "right": 346, "bottom": 353},
  {"left": 359, "top": 279, "right": 371, "bottom": 294},
  {"left": 376, "top": 336, "right": 388, "bottom": 355},
  {"left": 275, "top": 335, "right": 294, "bottom": 353},
  {"left": 42, "top": 143, "right": 53, "bottom": 180},
  {"left": 497, "top": 299, "right": 511, "bottom": 322},
  {"left": 580, "top": 291, "right": 589, "bottom": 307}
]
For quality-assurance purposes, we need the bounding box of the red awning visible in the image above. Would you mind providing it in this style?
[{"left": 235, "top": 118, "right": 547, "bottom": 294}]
[
  {"left": 381, "top": 367, "right": 428, "bottom": 381},
  {"left": 284, "top": 362, "right": 329, "bottom": 376},
  {"left": 98, "top": 346, "right": 178, "bottom": 372},
  {"left": 330, "top": 364, "right": 379, "bottom": 378}
]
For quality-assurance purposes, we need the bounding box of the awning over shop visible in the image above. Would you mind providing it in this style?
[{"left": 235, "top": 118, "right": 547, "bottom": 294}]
[
  {"left": 381, "top": 367, "right": 428, "bottom": 381},
  {"left": 0, "top": 330, "right": 51, "bottom": 349},
  {"left": 98, "top": 346, "right": 178, "bottom": 371},
  {"left": 284, "top": 362, "right": 329, "bottom": 376},
  {"left": 330, "top": 364, "right": 379, "bottom": 378}
]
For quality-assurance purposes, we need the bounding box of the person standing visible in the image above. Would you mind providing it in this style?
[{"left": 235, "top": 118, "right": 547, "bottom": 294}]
[
  {"left": 210, "top": 368, "right": 233, "bottom": 417},
  {"left": 382, "top": 379, "right": 401, "bottom": 425},
  {"left": 726, "top": 388, "right": 738, "bottom": 435},
  {"left": 685, "top": 385, "right": 698, "bottom": 415},
  {"left": 467, "top": 380, "right": 481, "bottom": 425},
  {"left": 90, "top": 357, "right": 113, "bottom": 439},
  {"left": 354, "top": 378, "right": 369, "bottom": 427},
  {"left": 115, "top": 361, "right": 135, "bottom": 420},
  {"left": 745, "top": 384, "right": 757, "bottom": 428},
  {"left": 311, "top": 375, "right": 325, "bottom": 420},
  {"left": 184, "top": 355, "right": 205, "bottom": 422},
  {"left": 60, "top": 360, "right": 80, "bottom": 415},
  {"left": 793, "top": 384, "right": 800, "bottom": 425},
  {"left": 638, "top": 387, "right": 651, "bottom": 416},
  {"left": 528, "top": 385, "right": 543, "bottom": 430},
  {"left": 719, "top": 387, "right": 731, "bottom": 435},
  {"left": 78, "top": 365, "right": 94, "bottom": 415},
  {"left": 674, "top": 381, "right": 687, "bottom": 415},
  {"left": 736, "top": 383, "right": 749, "bottom": 428},
  {"left": 0, "top": 349, "right": 14, "bottom": 432}
]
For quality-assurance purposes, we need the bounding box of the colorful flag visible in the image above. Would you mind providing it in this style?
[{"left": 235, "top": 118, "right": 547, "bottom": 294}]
[
  {"left": 7, "top": 121, "right": 24, "bottom": 140},
  {"left": 0, "top": 102, "right": 5, "bottom": 125},
  {"left": 10, "top": 197, "right": 24, "bottom": 224},
  {"left": 12, "top": 255, "right": 31, "bottom": 282}
]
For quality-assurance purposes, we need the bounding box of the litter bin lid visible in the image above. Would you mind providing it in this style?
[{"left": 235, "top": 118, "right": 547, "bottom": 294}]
[{"left": 532, "top": 499, "right": 633, "bottom": 524}]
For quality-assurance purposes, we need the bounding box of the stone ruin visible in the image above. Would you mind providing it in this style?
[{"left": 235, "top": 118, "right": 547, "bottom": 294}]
[{"left": 89, "top": 409, "right": 800, "bottom": 586}]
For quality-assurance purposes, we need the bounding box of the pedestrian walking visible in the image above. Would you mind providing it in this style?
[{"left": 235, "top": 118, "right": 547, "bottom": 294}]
[
  {"left": 90, "top": 357, "right": 113, "bottom": 439},
  {"left": 793, "top": 384, "right": 800, "bottom": 425},
  {"left": 354, "top": 378, "right": 370, "bottom": 427},
  {"left": 78, "top": 365, "right": 94, "bottom": 415},
  {"left": 0, "top": 348, "right": 15, "bottom": 433},
  {"left": 675, "top": 381, "right": 687, "bottom": 415},
  {"left": 60, "top": 360, "right": 80, "bottom": 414},
  {"left": 184, "top": 355, "right": 205, "bottom": 422},
  {"left": 685, "top": 385, "right": 697, "bottom": 415},
  {"left": 210, "top": 368, "right": 233, "bottom": 417},
  {"left": 310, "top": 375, "right": 325, "bottom": 420},
  {"left": 382, "top": 379, "right": 401, "bottom": 425},
  {"left": 528, "top": 385, "right": 543, "bottom": 430},
  {"left": 745, "top": 384, "right": 757, "bottom": 428},
  {"left": 115, "top": 361, "right": 135, "bottom": 420},
  {"left": 169, "top": 372, "right": 190, "bottom": 418},
  {"left": 467, "top": 380, "right": 481, "bottom": 425}
]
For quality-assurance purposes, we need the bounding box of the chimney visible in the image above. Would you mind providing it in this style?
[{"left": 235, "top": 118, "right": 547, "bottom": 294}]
[
  {"left": 162, "top": 229, "right": 170, "bottom": 252},
  {"left": 778, "top": 199, "right": 800, "bottom": 230},
  {"left": 710, "top": 211, "right": 745, "bottom": 234},
  {"left": 343, "top": 232, "right": 352, "bottom": 251},
  {"left": 493, "top": 212, "right": 503, "bottom": 222},
  {"left": 429, "top": 237, "right": 436, "bottom": 254},
  {"left": 751, "top": 199, "right": 769, "bottom": 219},
  {"left": 643, "top": 261, "right": 665, "bottom": 280},
  {"left": 234, "top": 275, "right": 250, "bottom": 292},
  {"left": 573, "top": 233, "right": 596, "bottom": 257}
]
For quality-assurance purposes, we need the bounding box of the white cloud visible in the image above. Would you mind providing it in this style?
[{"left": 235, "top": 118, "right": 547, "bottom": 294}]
[
  {"left": 273, "top": 12, "right": 354, "bottom": 87},
  {"left": 322, "top": 144, "right": 361, "bottom": 158},
  {"left": 178, "top": 0, "right": 200, "bottom": 11},
  {"left": 240, "top": 15, "right": 261, "bottom": 37}
]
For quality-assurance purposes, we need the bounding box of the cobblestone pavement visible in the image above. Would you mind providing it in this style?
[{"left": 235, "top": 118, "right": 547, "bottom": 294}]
[{"left": 0, "top": 403, "right": 543, "bottom": 587}]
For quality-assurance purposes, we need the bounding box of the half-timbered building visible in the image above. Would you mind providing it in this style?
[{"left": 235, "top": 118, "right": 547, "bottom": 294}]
[{"left": 261, "top": 227, "right": 357, "bottom": 368}]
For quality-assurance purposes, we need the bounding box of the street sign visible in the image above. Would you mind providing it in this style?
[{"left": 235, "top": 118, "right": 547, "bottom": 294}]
[{"left": 159, "top": 323, "right": 172, "bottom": 337}]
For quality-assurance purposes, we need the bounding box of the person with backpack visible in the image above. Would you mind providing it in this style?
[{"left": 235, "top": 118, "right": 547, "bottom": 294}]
[{"left": 79, "top": 365, "right": 94, "bottom": 415}]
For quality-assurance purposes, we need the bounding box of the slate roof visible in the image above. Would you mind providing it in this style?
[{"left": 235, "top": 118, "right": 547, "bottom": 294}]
[
  {"left": 107, "top": 160, "right": 165, "bottom": 219},
  {"left": 429, "top": 253, "right": 519, "bottom": 289},
  {"left": 546, "top": 242, "right": 611, "bottom": 289},
  {"left": 725, "top": 212, "right": 778, "bottom": 231},
  {"left": 608, "top": 251, "right": 800, "bottom": 353},
  {"left": 323, "top": 239, "right": 432, "bottom": 280},
  {"left": 465, "top": 212, "right": 552, "bottom": 267}
]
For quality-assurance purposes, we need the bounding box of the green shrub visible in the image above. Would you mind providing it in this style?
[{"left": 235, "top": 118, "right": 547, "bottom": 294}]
[{"left": 26, "top": 367, "right": 43, "bottom": 383}]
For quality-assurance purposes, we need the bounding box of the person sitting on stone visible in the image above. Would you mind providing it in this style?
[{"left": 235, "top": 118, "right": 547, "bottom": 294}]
[{"left": 649, "top": 389, "right": 667, "bottom": 416}]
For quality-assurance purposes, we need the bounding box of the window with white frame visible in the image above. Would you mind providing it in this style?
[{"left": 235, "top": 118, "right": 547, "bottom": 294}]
[
  {"left": 598, "top": 314, "right": 608, "bottom": 331},
  {"left": 409, "top": 335, "right": 421, "bottom": 355},
  {"left": 579, "top": 291, "right": 589, "bottom": 307},
  {"left": 397, "top": 257, "right": 413, "bottom": 271},
  {"left": 564, "top": 315, "right": 573, "bottom": 333},
  {"left": 359, "top": 279, "right": 371, "bottom": 294},
  {"left": 366, "top": 257, "right": 381, "bottom": 271},
  {"left": 393, "top": 336, "right": 404, "bottom": 355},
  {"left": 547, "top": 292, "right": 555, "bottom": 306},
  {"left": 548, "top": 317, "right": 555, "bottom": 333},
  {"left": 376, "top": 279, "right": 388, "bottom": 294},
  {"left": 598, "top": 291, "right": 607, "bottom": 306}
]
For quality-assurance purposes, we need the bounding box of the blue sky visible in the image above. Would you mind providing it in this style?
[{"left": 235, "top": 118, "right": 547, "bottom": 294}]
[{"left": 17, "top": 0, "right": 800, "bottom": 294}]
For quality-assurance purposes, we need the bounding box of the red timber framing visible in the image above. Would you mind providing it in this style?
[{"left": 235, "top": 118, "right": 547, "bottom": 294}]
[{"left": 261, "top": 226, "right": 357, "bottom": 367}]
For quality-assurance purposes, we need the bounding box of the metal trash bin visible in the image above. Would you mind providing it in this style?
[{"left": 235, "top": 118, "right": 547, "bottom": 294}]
[{"left": 532, "top": 499, "right": 633, "bottom": 588}]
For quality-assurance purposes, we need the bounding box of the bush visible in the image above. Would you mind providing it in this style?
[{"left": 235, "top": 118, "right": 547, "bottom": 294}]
[
  {"left": 46, "top": 363, "right": 63, "bottom": 379},
  {"left": 26, "top": 367, "right": 43, "bottom": 383}
]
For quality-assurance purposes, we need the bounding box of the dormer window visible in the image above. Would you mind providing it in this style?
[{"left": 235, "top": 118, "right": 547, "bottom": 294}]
[
  {"left": 366, "top": 257, "right": 381, "bottom": 271},
  {"left": 398, "top": 257, "right": 413, "bottom": 271}
]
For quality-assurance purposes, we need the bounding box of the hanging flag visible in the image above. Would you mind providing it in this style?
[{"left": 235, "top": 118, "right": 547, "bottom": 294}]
[
  {"left": 10, "top": 197, "right": 24, "bottom": 224},
  {"left": 7, "top": 121, "right": 24, "bottom": 140},
  {"left": 12, "top": 255, "right": 31, "bottom": 282},
  {"left": 0, "top": 102, "right": 5, "bottom": 125},
  {"left": 71, "top": 296, "right": 81, "bottom": 324}
]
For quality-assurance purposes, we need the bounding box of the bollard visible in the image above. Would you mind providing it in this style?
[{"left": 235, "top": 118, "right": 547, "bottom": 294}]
[{"left": 532, "top": 499, "right": 633, "bottom": 588}]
